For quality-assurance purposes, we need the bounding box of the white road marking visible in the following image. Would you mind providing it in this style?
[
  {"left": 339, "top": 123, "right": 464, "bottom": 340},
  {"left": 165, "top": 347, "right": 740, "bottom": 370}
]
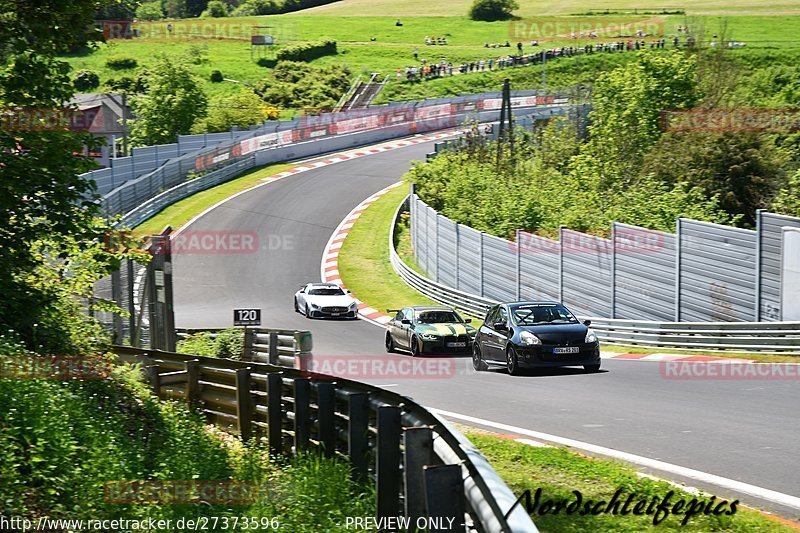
[{"left": 429, "top": 408, "right": 800, "bottom": 511}]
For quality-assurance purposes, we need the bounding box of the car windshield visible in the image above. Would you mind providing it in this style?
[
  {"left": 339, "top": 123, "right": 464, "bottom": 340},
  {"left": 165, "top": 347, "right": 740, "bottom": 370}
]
[
  {"left": 417, "top": 311, "right": 462, "bottom": 324},
  {"left": 511, "top": 304, "right": 578, "bottom": 325},
  {"left": 308, "top": 288, "right": 345, "bottom": 296}
]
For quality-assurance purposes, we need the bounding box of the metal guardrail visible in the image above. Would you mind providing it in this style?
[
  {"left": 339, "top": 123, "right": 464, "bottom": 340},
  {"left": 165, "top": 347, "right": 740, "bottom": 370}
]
[
  {"left": 176, "top": 327, "right": 312, "bottom": 368},
  {"left": 112, "top": 345, "right": 537, "bottom": 532},
  {"left": 389, "top": 196, "right": 800, "bottom": 354}
]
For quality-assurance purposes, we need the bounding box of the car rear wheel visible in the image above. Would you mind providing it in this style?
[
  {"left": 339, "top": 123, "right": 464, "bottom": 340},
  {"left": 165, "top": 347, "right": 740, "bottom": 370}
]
[
  {"left": 506, "top": 346, "right": 520, "bottom": 376},
  {"left": 584, "top": 364, "right": 601, "bottom": 373},
  {"left": 385, "top": 332, "right": 395, "bottom": 353},
  {"left": 472, "top": 343, "right": 487, "bottom": 371},
  {"left": 410, "top": 335, "right": 420, "bottom": 357}
]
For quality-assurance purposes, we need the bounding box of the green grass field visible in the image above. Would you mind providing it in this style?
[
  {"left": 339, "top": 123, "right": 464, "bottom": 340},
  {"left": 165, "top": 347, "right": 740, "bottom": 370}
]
[{"left": 62, "top": 9, "right": 800, "bottom": 105}]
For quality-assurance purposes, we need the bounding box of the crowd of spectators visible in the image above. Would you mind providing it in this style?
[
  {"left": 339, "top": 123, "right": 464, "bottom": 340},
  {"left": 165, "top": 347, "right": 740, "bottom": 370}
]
[{"left": 399, "top": 37, "right": 675, "bottom": 82}]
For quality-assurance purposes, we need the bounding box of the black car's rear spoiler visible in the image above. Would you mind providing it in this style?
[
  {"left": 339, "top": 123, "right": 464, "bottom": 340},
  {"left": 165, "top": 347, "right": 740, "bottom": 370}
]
[{"left": 386, "top": 309, "right": 401, "bottom": 313}]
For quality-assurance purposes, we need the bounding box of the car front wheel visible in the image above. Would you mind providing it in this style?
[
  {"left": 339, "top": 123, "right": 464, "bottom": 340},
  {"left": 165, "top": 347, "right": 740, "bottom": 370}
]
[
  {"left": 473, "top": 343, "right": 487, "bottom": 371},
  {"left": 506, "top": 346, "right": 520, "bottom": 376},
  {"left": 305, "top": 304, "right": 313, "bottom": 318},
  {"left": 410, "top": 335, "right": 420, "bottom": 357}
]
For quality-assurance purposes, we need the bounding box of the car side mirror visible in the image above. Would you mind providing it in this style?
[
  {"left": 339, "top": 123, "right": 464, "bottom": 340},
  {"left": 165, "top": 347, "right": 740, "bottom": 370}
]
[
  {"left": 493, "top": 322, "right": 507, "bottom": 332},
  {"left": 346, "top": 290, "right": 352, "bottom": 294},
  {"left": 464, "top": 318, "right": 472, "bottom": 324},
  {"left": 583, "top": 319, "right": 591, "bottom": 327},
  {"left": 401, "top": 319, "right": 411, "bottom": 325}
]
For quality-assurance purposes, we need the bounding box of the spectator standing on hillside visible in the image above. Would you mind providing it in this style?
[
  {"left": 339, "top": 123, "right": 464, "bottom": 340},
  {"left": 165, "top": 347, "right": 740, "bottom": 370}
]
[{"left": 413, "top": 47, "right": 418, "bottom": 60}]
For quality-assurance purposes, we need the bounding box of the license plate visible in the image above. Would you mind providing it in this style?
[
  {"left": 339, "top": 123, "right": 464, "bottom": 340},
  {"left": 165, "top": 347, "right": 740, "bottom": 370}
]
[
  {"left": 447, "top": 342, "right": 466, "bottom": 348},
  {"left": 331, "top": 312, "right": 340, "bottom": 316},
  {"left": 553, "top": 346, "right": 579, "bottom": 354}
]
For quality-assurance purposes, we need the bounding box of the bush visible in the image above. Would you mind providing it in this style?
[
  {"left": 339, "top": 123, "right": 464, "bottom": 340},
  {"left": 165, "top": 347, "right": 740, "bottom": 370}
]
[
  {"left": 177, "top": 328, "right": 245, "bottom": 359},
  {"left": 275, "top": 39, "right": 337, "bottom": 62},
  {"left": 135, "top": 0, "right": 164, "bottom": 20},
  {"left": 106, "top": 57, "right": 138, "bottom": 70},
  {"left": 193, "top": 89, "right": 280, "bottom": 133},
  {"left": 232, "top": 0, "right": 282, "bottom": 16},
  {"left": 73, "top": 69, "right": 99, "bottom": 91},
  {"left": 255, "top": 61, "right": 351, "bottom": 110},
  {"left": 202, "top": 0, "right": 229, "bottom": 17},
  {"left": 210, "top": 70, "right": 224, "bottom": 82},
  {"left": 468, "top": 0, "right": 518, "bottom": 21}
]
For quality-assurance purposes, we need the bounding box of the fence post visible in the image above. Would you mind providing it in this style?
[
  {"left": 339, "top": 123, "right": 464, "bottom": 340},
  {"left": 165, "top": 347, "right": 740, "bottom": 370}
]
[
  {"left": 294, "top": 378, "right": 311, "bottom": 452},
  {"left": 268, "top": 331, "right": 279, "bottom": 364},
  {"left": 145, "top": 365, "right": 161, "bottom": 396},
  {"left": 424, "top": 465, "right": 465, "bottom": 532},
  {"left": 235, "top": 368, "right": 253, "bottom": 441},
  {"left": 610, "top": 223, "right": 617, "bottom": 319},
  {"left": 675, "top": 217, "right": 682, "bottom": 322},
  {"left": 348, "top": 393, "right": 369, "bottom": 479},
  {"left": 559, "top": 225, "right": 565, "bottom": 303},
  {"left": 294, "top": 330, "right": 313, "bottom": 370},
  {"left": 515, "top": 229, "right": 521, "bottom": 301},
  {"left": 267, "top": 373, "right": 283, "bottom": 455},
  {"left": 111, "top": 268, "right": 123, "bottom": 344},
  {"left": 479, "top": 232, "right": 485, "bottom": 297},
  {"left": 755, "top": 209, "right": 764, "bottom": 322},
  {"left": 126, "top": 259, "right": 136, "bottom": 346},
  {"left": 403, "top": 427, "right": 433, "bottom": 524},
  {"left": 435, "top": 215, "right": 440, "bottom": 283},
  {"left": 455, "top": 223, "right": 460, "bottom": 290},
  {"left": 376, "top": 406, "right": 402, "bottom": 520},
  {"left": 316, "top": 382, "right": 336, "bottom": 457},
  {"left": 243, "top": 328, "right": 254, "bottom": 361},
  {"left": 185, "top": 359, "right": 200, "bottom": 408}
]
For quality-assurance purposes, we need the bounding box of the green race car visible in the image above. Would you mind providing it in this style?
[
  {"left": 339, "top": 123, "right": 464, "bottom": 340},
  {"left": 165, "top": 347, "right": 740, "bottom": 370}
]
[{"left": 385, "top": 306, "right": 477, "bottom": 356}]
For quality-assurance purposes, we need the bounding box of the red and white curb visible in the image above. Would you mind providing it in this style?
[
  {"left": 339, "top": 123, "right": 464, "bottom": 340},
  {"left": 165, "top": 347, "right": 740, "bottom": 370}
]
[
  {"left": 320, "top": 183, "right": 403, "bottom": 326},
  {"left": 263, "top": 131, "right": 466, "bottom": 183}
]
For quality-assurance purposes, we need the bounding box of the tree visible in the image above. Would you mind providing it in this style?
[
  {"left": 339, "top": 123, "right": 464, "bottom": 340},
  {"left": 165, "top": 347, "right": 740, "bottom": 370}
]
[
  {"left": 468, "top": 0, "right": 518, "bottom": 21},
  {"left": 201, "top": 0, "right": 229, "bottom": 17},
  {"left": 0, "top": 0, "right": 137, "bottom": 352},
  {"left": 772, "top": 170, "right": 800, "bottom": 217},
  {"left": 643, "top": 131, "right": 789, "bottom": 226},
  {"left": 193, "top": 89, "right": 279, "bottom": 133},
  {"left": 570, "top": 51, "right": 699, "bottom": 190},
  {"left": 135, "top": 1, "right": 164, "bottom": 20},
  {"left": 129, "top": 59, "right": 208, "bottom": 146},
  {"left": 73, "top": 69, "right": 100, "bottom": 91}
]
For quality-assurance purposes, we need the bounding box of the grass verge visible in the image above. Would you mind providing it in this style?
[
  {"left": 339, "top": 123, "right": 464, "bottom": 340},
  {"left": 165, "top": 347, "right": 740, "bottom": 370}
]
[
  {"left": 460, "top": 426, "right": 797, "bottom": 531},
  {"left": 338, "top": 183, "right": 442, "bottom": 312},
  {"left": 133, "top": 162, "right": 292, "bottom": 234}
]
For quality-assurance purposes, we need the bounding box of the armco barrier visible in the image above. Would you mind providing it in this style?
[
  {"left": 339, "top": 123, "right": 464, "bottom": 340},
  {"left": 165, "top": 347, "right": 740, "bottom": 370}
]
[
  {"left": 94, "top": 91, "right": 569, "bottom": 225},
  {"left": 113, "top": 345, "right": 538, "bottom": 532},
  {"left": 175, "top": 327, "right": 311, "bottom": 369},
  {"left": 395, "top": 195, "right": 800, "bottom": 353}
]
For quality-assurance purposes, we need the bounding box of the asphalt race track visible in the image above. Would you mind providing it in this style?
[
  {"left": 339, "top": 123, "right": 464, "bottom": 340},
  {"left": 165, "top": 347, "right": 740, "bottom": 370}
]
[{"left": 173, "top": 136, "right": 800, "bottom": 518}]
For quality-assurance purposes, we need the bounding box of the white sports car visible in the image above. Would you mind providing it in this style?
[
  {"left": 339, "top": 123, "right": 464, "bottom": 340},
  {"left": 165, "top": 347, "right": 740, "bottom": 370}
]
[{"left": 294, "top": 282, "right": 359, "bottom": 319}]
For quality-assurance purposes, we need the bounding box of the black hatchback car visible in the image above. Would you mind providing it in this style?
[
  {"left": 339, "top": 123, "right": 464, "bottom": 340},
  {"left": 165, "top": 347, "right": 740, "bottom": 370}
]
[{"left": 473, "top": 302, "right": 601, "bottom": 375}]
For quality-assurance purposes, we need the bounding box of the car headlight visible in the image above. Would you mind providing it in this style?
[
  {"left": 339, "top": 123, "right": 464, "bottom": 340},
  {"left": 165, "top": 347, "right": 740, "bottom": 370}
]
[
  {"left": 349, "top": 302, "right": 358, "bottom": 310},
  {"left": 467, "top": 329, "right": 477, "bottom": 338},
  {"left": 519, "top": 331, "right": 541, "bottom": 345},
  {"left": 419, "top": 333, "right": 438, "bottom": 340},
  {"left": 585, "top": 329, "right": 598, "bottom": 343}
]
